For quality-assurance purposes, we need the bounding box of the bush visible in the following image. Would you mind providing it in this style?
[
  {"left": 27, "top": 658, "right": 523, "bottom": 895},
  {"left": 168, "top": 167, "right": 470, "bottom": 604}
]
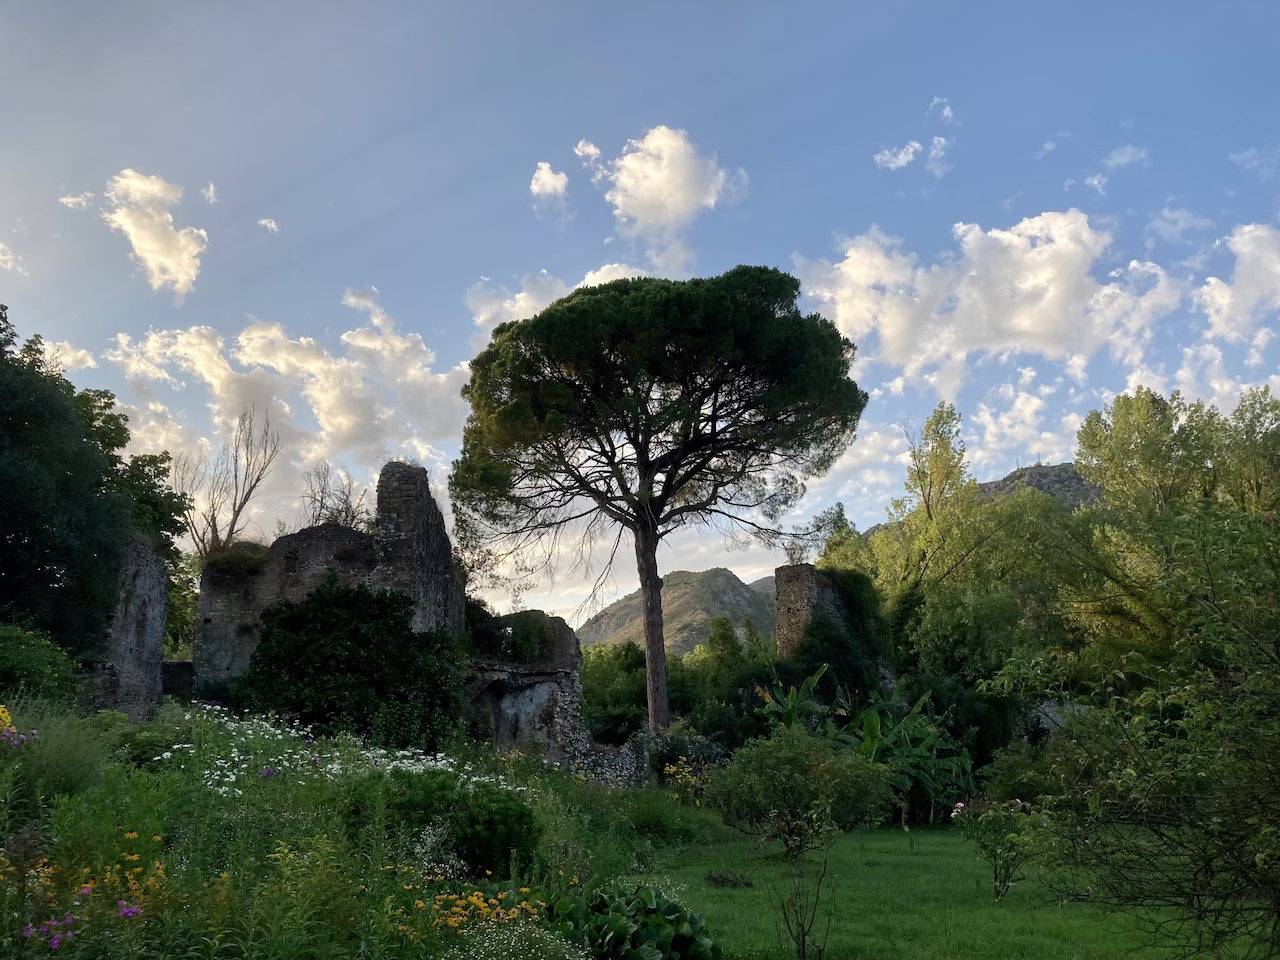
[
  {"left": 549, "top": 884, "right": 722, "bottom": 960},
  {"left": 237, "top": 575, "right": 464, "bottom": 750},
  {"left": 353, "top": 767, "right": 542, "bottom": 879},
  {"left": 0, "top": 625, "right": 77, "bottom": 700},
  {"left": 707, "top": 726, "right": 891, "bottom": 859},
  {"left": 951, "top": 797, "right": 1042, "bottom": 899}
]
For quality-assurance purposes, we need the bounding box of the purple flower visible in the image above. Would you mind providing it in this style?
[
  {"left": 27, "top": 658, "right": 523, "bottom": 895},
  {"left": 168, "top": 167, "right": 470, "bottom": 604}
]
[
  {"left": 261, "top": 766, "right": 278, "bottom": 778},
  {"left": 50, "top": 933, "right": 62, "bottom": 949},
  {"left": 117, "top": 900, "right": 142, "bottom": 918},
  {"left": 22, "top": 924, "right": 34, "bottom": 938}
]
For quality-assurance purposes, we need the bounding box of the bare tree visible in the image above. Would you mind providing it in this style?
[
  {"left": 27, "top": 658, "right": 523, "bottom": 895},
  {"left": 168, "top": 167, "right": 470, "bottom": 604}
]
[
  {"left": 299, "top": 459, "right": 373, "bottom": 530},
  {"left": 174, "top": 407, "right": 282, "bottom": 559}
]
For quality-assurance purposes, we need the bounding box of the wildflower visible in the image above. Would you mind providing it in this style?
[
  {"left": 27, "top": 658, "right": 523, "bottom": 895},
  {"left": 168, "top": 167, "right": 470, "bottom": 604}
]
[{"left": 261, "top": 766, "right": 278, "bottom": 778}]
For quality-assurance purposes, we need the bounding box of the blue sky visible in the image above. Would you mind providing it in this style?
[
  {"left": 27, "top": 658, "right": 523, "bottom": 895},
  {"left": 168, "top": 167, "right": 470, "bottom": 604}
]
[{"left": 2, "top": 2, "right": 1278, "bottom": 620}]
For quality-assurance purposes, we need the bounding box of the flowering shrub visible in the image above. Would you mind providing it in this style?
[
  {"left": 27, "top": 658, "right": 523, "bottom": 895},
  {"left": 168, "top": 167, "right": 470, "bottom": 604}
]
[
  {"left": 951, "top": 797, "right": 1041, "bottom": 899},
  {"left": 0, "top": 703, "right": 36, "bottom": 750}
]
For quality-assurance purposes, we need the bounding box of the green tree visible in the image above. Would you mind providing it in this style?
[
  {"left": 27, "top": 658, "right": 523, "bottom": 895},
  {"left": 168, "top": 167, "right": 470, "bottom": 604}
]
[
  {"left": 0, "top": 306, "right": 186, "bottom": 652},
  {"left": 1075, "top": 386, "right": 1216, "bottom": 518},
  {"left": 451, "top": 267, "right": 868, "bottom": 730},
  {"left": 991, "top": 386, "right": 1280, "bottom": 954}
]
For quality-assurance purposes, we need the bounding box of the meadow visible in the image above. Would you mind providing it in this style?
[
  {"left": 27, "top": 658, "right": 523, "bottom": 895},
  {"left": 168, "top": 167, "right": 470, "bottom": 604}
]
[{"left": 0, "top": 694, "right": 1207, "bottom": 960}]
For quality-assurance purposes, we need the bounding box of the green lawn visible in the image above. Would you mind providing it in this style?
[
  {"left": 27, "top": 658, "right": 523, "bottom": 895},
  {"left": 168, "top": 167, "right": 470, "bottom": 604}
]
[{"left": 644, "top": 828, "right": 1171, "bottom": 960}]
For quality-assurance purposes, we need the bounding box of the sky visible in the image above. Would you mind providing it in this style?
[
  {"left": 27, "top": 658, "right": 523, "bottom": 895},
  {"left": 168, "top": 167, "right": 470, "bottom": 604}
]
[{"left": 2, "top": 1, "right": 1278, "bottom": 623}]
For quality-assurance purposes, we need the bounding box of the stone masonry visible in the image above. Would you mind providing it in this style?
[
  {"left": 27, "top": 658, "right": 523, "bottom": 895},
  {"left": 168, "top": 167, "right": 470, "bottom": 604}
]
[
  {"left": 194, "top": 462, "right": 465, "bottom": 691},
  {"left": 774, "top": 562, "right": 851, "bottom": 660}
]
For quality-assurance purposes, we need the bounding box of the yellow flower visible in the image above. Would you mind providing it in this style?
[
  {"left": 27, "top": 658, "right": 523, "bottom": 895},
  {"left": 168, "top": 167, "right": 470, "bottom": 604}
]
[
  {"left": 123, "top": 831, "right": 139, "bottom": 840},
  {"left": 0, "top": 705, "right": 12, "bottom": 730}
]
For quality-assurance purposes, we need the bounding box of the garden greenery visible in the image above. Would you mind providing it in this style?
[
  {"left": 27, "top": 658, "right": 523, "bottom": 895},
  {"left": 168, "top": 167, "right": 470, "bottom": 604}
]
[{"left": 236, "top": 575, "right": 464, "bottom": 750}]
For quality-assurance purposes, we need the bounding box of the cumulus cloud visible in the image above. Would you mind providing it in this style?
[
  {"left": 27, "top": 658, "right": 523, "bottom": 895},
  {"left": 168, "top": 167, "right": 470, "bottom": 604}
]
[
  {"left": 873, "top": 140, "right": 922, "bottom": 170},
  {"left": 258, "top": 218, "right": 279, "bottom": 233},
  {"left": 926, "top": 97, "right": 956, "bottom": 124},
  {"left": 1103, "top": 144, "right": 1149, "bottom": 169},
  {"left": 1193, "top": 223, "right": 1280, "bottom": 342},
  {"left": 1145, "top": 206, "right": 1212, "bottom": 250},
  {"left": 465, "top": 262, "right": 650, "bottom": 348},
  {"left": 0, "top": 242, "right": 27, "bottom": 276},
  {"left": 39, "top": 340, "right": 96, "bottom": 371},
  {"left": 58, "top": 192, "right": 95, "bottom": 209},
  {"left": 530, "top": 162, "right": 568, "bottom": 199},
  {"left": 101, "top": 169, "right": 207, "bottom": 299},
  {"left": 580, "top": 125, "right": 746, "bottom": 275},
  {"left": 1247, "top": 328, "right": 1273, "bottom": 367},
  {"left": 926, "top": 137, "right": 952, "bottom": 179},
  {"left": 795, "top": 209, "right": 1181, "bottom": 399},
  {"left": 103, "top": 291, "right": 472, "bottom": 538},
  {"left": 1175, "top": 342, "right": 1241, "bottom": 410},
  {"left": 202, "top": 183, "right": 218, "bottom": 204},
  {"left": 1229, "top": 145, "right": 1278, "bottom": 180}
]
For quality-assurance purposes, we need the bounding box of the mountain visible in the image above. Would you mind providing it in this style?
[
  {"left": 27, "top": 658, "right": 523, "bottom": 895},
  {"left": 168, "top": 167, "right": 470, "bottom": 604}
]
[
  {"left": 976, "top": 462, "right": 1100, "bottom": 511},
  {"left": 576, "top": 567, "right": 776, "bottom": 656}
]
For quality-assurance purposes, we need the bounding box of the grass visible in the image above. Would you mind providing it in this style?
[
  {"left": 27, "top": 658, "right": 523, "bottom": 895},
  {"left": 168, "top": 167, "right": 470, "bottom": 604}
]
[
  {"left": 643, "top": 829, "right": 1173, "bottom": 960},
  {"left": 0, "top": 697, "right": 1256, "bottom": 959}
]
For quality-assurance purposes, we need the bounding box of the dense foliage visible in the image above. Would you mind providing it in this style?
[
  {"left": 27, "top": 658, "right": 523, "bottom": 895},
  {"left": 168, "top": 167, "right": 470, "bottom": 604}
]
[
  {"left": 0, "top": 306, "right": 186, "bottom": 652},
  {"left": 237, "top": 577, "right": 464, "bottom": 750},
  {"left": 0, "top": 626, "right": 77, "bottom": 700}
]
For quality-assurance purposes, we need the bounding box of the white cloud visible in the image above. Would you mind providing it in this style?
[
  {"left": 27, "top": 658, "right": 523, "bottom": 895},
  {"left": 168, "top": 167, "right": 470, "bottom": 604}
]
[
  {"left": 1230, "top": 145, "right": 1279, "bottom": 180},
  {"left": 58, "top": 192, "right": 95, "bottom": 209},
  {"left": 466, "top": 270, "right": 571, "bottom": 346},
  {"left": 1035, "top": 141, "right": 1057, "bottom": 159},
  {"left": 1065, "top": 354, "right": 1088, "bottom": 383},
  {"left": 530, "top": 162, "right": 568, "bottom": 199},
  {"left": 1145, "top": 206, "right": 1212, "bottom": 250},
  {"left": 103, "top": 291, "right": 472, "bottom": 538},
  {"left": 1175, "top": 342, "right": 1240, "bottom": 411},
  {"left": 0, "top": 242, "right": 27, "bottom": 277},
  {"left": 39, "top": 340, "right": 96, "bottom": 371},
  {"left": 926, "top": 137, "right": 952, "bottom": 179},
  {"left": 1103, "top": 144, "right": 1149, "bottom": 169},
  {"left": 1083, "top": 173, "right": 1107, "bottom": 195},
  {"left": 579, "top": 262, "right": 649, "bottom": 287},
  {"left": 873, "top": 140, "right": 922, "bottom": 170},
  {"left": 101, "top": 169, "right": 207, "bottom": 299},
  {"left": 258, "top": 218, "right": 279, "bottom": 234},
  {"left": 795, "top": 209, "right": 1182, "bottom": 399},
  {"left": 1247, "top": 328, "right": 1273, "bottom": 367},
  {"left": 926, "top": 97, "right": 955, "bottom": 124},
  {"left": 1193, "top": 223, "right": 1280, "bottom": 342},
  {"left": 465, "top": 263, "right": 650, "bottom": 348},
  {"left": 971, "top": 390, "right": 1047, "bottom": 466},
  {"left": 586, "top": 125, "right": 746, "bottom": 275},
  {"left": 202, "top": 183, "right": 218, "bottom": 204}
]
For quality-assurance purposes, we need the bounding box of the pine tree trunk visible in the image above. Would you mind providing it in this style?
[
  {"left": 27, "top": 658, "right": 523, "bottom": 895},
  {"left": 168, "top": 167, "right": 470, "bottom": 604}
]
[{"left": 633, "top": 522, "right": 671, "bottom": 731}]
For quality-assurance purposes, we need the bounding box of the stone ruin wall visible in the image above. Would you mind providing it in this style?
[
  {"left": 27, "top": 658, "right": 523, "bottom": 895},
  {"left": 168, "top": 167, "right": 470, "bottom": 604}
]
[
  {"left": 190, "top": 461, "right": 590, "bottom": 762},
  {"left": 193, "top": 462, "right": 465, "bottom": 691},
  {"left": 465, "top": 611, "right": 589, "bottom": 764},
  {"left": 81, "top": 539, "right": 170, "bottom": 722},
  {"left": 773, "top": 563, "right": 850, "bottom": 660}
]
